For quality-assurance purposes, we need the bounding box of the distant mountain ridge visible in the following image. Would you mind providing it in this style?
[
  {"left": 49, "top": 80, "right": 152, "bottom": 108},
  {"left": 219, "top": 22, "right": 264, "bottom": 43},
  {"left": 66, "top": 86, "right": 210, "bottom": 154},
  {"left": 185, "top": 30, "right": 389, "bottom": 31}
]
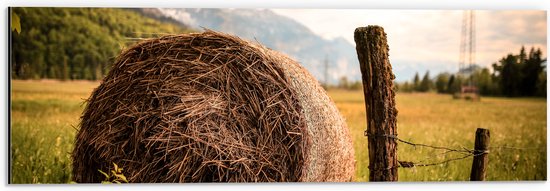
[{"left": 156, "top": 8, "right": 361, "bottom": 84}]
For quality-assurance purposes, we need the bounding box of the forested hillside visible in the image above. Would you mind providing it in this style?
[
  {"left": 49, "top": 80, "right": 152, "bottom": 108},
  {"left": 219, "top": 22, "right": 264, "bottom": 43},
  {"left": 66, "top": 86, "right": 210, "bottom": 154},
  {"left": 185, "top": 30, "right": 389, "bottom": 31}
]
[{"left": 11, "top": 8, "right": 193, "bottom": 80}]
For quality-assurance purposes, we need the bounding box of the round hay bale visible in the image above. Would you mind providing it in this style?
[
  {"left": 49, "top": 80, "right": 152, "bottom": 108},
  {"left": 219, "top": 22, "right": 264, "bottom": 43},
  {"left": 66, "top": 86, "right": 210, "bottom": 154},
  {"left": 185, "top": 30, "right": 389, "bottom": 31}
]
[{"left": 72, "top": 30, "right": 355, "bottom": 183}]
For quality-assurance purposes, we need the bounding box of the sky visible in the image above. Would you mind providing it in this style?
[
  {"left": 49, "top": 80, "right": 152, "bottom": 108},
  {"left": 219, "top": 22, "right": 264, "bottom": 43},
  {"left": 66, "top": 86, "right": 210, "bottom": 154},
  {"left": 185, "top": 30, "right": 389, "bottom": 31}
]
[{"left": 272, "top": 9, "right": 547, "bottom": 81}]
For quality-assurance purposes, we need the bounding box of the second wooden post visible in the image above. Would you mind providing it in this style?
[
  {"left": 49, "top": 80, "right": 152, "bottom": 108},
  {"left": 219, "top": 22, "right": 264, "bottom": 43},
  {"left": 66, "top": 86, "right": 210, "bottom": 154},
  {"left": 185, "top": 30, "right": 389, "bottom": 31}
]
[
  {"left": 470, "top": 128, "right": 490, "bottom": 181},
  {"left": 354, "top": 26, "right": 398, "bottom": 181}
]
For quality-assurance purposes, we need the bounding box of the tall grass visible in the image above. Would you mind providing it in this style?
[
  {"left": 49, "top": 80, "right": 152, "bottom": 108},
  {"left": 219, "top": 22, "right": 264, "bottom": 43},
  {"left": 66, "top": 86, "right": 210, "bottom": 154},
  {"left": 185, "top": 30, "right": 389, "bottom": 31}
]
[
  {"left": 9, "top": 81, "right": 547, "bottom": 183},
  {"left": 10, "top": 80, "right": 98, "bottom": 183},
  {"left": 329, "top": 90, "right": 546, "bottom": 181}
]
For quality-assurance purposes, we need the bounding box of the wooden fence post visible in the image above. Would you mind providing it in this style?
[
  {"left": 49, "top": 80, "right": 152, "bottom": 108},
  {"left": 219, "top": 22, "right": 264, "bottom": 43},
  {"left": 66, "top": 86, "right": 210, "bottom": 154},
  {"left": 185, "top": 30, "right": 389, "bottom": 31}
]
[
  {"left": 354, "top": 26, "right": 398, "bottom": 181},
  {"left": 470, "top": 128, "right": 490, "bottom": 181}
]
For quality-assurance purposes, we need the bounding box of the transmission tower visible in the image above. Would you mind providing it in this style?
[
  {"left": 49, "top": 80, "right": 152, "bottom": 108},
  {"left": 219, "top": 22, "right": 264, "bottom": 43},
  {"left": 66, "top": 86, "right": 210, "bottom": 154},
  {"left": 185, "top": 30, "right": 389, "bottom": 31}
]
[
  {"left": 458, "top": 10, "right": 476, "bottom": 86},
  {"left": 456, "top": 10, "right": 479, "bottom": 100}
]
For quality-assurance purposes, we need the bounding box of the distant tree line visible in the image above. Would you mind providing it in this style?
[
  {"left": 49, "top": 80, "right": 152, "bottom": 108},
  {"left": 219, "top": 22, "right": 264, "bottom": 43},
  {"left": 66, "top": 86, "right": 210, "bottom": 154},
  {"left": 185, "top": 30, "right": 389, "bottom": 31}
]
[
  {"left": 331, "top": 76, "right": 363, "bottom": 90},
  {"left": 395, "top": 46, "right": 546, "bottom": 97},
  {"left": 11, "top": 8, "right": 191, "bottom": 80}
]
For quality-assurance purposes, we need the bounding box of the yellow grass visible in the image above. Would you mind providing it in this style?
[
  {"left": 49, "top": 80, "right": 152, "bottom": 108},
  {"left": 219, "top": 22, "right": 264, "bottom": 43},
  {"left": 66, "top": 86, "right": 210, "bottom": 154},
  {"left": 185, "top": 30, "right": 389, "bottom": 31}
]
[
  {"left": 329, "top": 89, "right": 546, "bottom": 181},
  {"left": 9, "top": 80, "right": 547, "bottom": 183}
]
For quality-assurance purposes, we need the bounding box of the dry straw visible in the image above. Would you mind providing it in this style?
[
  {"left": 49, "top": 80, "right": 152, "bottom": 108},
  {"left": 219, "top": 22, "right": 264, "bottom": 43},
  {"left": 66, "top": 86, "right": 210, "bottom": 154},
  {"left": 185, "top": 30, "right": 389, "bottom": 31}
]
[{"left": 72, "top": 30, "right": 354, "bottom": 183}]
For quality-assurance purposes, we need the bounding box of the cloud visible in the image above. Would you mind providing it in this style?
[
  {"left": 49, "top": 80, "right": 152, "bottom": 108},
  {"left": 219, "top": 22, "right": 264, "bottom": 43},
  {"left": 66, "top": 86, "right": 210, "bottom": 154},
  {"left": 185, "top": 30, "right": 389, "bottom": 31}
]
[
  {"left": 272, "top": 9, "right": 546, "bottom": 79},
  {"left": 160, "top": 8, "right": 197, "bottom": 27},
  {"left": 482, "top": 11, "right": 546, "bottom": 44},
  {"left": 477, "top": 11, "right": 547, "bottom": 64}
]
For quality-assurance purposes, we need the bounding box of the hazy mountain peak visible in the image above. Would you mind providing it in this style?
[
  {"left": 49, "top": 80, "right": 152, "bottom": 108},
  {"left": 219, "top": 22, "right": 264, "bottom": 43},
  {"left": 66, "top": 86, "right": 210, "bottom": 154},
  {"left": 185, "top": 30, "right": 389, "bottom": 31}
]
[{"left": 158, "top": 8, "right": 361, "bottom": 84}]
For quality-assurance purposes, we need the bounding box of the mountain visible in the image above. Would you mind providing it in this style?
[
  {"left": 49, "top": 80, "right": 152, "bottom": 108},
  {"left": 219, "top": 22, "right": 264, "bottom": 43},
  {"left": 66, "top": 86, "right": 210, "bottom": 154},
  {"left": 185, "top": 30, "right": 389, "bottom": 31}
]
[
  {"left": 157, "top": 8, "right": 361, "bottom": 84},
  {"left": 459, "top": 64, "right": 483, "bottom": 76}
]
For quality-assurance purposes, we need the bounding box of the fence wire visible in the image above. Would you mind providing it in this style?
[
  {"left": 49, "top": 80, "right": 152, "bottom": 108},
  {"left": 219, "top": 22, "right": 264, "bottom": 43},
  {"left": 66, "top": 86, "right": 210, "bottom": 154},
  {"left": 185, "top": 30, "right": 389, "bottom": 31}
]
[{"left": 365, "top": 132, "right": 544, "bottom": 169}]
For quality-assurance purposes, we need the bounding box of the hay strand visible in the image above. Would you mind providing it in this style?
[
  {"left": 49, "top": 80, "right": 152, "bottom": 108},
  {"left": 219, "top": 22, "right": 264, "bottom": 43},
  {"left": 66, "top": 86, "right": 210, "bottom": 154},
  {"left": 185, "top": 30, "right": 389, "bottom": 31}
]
[{"left": 72, "top": 30, "right": 354, "bottom": 183}]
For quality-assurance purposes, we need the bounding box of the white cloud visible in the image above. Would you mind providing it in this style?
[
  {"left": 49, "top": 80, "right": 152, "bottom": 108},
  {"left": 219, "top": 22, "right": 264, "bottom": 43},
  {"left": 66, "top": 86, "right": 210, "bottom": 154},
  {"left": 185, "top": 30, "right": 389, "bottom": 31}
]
[
  {"left": 272, "top": 9, "right": 546, "bottom": 74},
  {"left": 159, "top": 8, "right": 197, "bottom": 27}
]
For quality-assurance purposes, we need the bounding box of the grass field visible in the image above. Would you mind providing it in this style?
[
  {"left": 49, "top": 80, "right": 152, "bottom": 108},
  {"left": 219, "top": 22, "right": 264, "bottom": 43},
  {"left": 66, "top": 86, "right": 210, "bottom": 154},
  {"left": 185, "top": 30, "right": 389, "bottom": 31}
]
[
  {"left": 10, "top": 80, "right": 99, "bottom": 183},
  {"left": 10, "top": 80, "right": 547, "bottom": 183},
  {"left": 329, "top": 89, "right": 547, "bottom": 181}
]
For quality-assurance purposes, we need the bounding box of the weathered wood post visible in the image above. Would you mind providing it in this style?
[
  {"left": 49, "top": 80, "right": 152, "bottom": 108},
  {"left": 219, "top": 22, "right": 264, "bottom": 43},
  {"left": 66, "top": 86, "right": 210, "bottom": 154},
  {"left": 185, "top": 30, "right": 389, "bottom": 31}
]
[
  {"left": 470, "top": 128, "right": 490, "bottom": 181},
  {"left": 354, "top": 26, "right": 398, "bottom": 181}
]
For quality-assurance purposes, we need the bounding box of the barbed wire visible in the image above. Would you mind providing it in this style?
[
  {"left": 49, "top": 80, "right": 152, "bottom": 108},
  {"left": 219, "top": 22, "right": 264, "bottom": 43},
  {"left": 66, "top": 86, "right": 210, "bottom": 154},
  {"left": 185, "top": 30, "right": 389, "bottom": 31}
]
[
  {"left": 489, "top": 145, "right": 546, "bottom": 151},
  {"left": 365, "top": 133, "right": 476, "bottom": 154},
  {"left": 398, "top": 152, "right": 488, "bottom": 168},
  {"left": 364, "top": 132, "right": 544, "bottom": 169}
]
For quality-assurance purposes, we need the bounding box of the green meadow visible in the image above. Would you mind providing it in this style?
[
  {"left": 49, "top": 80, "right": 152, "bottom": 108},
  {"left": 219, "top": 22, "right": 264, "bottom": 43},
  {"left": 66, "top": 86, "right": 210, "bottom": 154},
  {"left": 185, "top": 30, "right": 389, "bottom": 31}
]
[{"left": 10, "top": 80, "right": 547, "bottom": 183}]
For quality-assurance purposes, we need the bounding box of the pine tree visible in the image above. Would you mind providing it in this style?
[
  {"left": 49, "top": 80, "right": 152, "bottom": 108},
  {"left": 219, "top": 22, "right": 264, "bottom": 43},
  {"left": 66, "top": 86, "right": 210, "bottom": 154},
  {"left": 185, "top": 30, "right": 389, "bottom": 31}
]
[
  {"left": 413, "top": 72, "right": 420, "bottom": 92},
  {"left": 419, "top": 71, "right": 432, "bottom": 92},
  {"left": 435, "top": 73, "right": 450, "bottom": 93}
]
